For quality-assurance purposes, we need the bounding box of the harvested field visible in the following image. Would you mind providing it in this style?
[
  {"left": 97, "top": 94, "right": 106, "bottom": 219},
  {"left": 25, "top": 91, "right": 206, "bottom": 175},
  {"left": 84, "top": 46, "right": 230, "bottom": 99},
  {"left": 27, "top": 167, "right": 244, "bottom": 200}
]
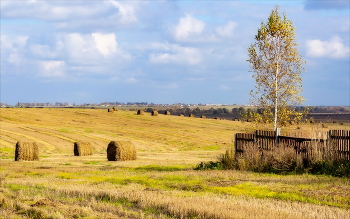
[{"left": 0, "top": 108, "right": 349, "bottom": 218}]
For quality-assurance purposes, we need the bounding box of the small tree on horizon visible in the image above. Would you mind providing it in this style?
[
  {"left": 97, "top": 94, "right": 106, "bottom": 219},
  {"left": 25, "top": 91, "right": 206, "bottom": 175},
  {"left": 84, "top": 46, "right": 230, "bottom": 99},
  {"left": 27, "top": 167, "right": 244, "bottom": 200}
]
[{"left": 247, "top": 5, "right": 307, "bottom": 130}]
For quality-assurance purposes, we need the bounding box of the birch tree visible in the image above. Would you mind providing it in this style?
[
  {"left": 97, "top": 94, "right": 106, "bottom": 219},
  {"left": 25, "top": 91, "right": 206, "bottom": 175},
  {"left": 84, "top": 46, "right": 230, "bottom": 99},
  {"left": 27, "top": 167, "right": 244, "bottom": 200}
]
[{"left": 247, "top": 5, "right": 307, "bottom": 130}]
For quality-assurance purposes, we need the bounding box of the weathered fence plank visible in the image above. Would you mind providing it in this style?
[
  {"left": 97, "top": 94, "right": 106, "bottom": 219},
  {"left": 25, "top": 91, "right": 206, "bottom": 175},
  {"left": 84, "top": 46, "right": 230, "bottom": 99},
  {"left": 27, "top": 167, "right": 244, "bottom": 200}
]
[{"left": 234, "top": 129, "right": 350, "bottom": 161}]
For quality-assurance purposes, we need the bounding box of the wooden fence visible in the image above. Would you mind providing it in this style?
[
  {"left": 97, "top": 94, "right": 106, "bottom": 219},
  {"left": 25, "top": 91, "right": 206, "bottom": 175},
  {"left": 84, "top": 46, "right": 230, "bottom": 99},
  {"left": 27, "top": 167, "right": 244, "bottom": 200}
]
[{"left": 235, "top": 130, "right": 350, "bottom": 161}]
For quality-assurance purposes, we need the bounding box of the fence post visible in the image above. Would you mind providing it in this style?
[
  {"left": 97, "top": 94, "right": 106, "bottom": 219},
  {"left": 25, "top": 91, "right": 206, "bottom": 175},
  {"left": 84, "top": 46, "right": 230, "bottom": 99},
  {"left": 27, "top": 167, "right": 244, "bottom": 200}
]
[
  {"left": 254, "top": 130, "right": 258, "bottom": 146},
  {"left": 234, "top": 133, "right": 237, "bottom": 158}
]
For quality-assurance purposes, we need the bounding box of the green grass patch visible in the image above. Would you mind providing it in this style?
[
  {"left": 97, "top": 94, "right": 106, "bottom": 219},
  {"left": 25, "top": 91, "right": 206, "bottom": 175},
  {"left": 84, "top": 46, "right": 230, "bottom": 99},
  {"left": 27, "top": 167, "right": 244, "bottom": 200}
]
[
  {"left": 6, "top": 183, "right": 31, "bottom": 191},
  {"left": 58, "top": 128, "right": 72, "bottom": 133},
  {"left": 202, "top": 145, "right": 221, "bottom": 150},
  {"left": 133, "top": 165, "right": 187, "bottom": 172},
  {"left": 0, "top": 156, "right": 14, "bottom": 159},
  {"left": 0, "top": 148, "right": 14, "bottom": 153},
  {"left": 57, "top": 172, "right": 76, "bottom": 179},
  {"left": 84, "top": 161, "right": 101, "bottom": 165},
  {"left": 1, "top": 116, "right": 20, "bottom": 122},
  {"left": 84, "top": 129, "right": 94, "bottom": 133},
  {"left": 25, "top": 172, "right": 45, "bottom": 177}
]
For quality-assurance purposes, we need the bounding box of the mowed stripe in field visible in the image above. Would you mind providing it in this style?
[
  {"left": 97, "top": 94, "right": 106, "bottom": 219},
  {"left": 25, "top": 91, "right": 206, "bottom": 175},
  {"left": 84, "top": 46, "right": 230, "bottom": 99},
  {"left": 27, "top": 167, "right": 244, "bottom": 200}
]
[
  {"left": 1, "top": 129, "right": 56, "bottom": 152},
  {"left": 19, "top": 127, "right": 76, "bottom": 143},
  {"left": 0, "top": 138, "right": 13, "bottom": 148}
]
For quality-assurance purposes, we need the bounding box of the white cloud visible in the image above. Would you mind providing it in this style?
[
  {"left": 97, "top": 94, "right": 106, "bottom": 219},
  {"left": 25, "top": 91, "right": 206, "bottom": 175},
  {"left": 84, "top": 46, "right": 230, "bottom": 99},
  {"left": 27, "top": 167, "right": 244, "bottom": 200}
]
[
  {"left": 219, "top": 85, "right": 230, "bottom": 91},
  {"left": 92, "top": 33, "right": 117, "bottom": 57},
  {"left": 216, "top": 21, "right": 237, "bottom": 37},
  {"left": 125, "top": 77, "right": 137, "bottom": 83},
  {"left": 108, "top": 0, "right": 137, "bottom": 24},
  {"left": 0, "top": 35, "right": 28, "bottom": 50},
  {"left": 38, "top": 61, "right": 65, "bottom": 77},
  {"left": 174, "top": 14, "right": 205, "bottom": 41},
  {"left": 29, "top": 44, "right": 57, "bottom": 59},
  {"left": 306, "top": 36, "right": 349, "bottom": 58},
  {"left": 60, "top": 32, "right": 130, "bottom": 64},
  {"left": 149, "top": 44, "right": 202, "bottom": 65},
  {"left": 7, "top": 53, "right": 22, "bottom": 66}
]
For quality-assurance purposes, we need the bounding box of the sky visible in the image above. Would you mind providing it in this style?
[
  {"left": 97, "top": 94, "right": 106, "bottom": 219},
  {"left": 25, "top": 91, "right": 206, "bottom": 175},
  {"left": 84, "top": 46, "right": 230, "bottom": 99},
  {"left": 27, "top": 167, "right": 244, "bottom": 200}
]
[{"left": 1, "top": 0, "right": 349, "bottom": 106}]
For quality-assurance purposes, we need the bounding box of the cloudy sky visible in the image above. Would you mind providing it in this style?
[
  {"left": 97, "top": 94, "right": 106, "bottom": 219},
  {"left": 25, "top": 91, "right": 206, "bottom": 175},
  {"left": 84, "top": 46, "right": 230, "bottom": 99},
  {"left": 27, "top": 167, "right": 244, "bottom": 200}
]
[{"left": 1, "top": 0, "right": 349, "bottom": 106}]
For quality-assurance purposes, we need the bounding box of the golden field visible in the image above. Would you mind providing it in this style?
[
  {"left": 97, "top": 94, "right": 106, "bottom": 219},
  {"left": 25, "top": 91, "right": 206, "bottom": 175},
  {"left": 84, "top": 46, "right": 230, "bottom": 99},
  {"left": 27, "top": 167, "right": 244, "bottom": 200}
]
[{"left": 0, "top": 108, "right": 349, "bottom": 218}]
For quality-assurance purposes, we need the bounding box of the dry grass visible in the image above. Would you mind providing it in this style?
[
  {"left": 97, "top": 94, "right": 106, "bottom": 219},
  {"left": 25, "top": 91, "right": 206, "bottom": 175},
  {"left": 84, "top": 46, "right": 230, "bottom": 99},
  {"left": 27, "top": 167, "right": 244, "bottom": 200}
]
[{"left": 0, "top": 158, "right": 349, "bottom": 218}]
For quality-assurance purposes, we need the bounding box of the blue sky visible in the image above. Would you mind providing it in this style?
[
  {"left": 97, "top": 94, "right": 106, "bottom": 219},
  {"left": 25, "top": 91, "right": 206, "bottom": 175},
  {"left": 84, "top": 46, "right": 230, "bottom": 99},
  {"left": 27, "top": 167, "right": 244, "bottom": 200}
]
[{"left": 1, "top": 0, "right": 349, "bottom": 106}]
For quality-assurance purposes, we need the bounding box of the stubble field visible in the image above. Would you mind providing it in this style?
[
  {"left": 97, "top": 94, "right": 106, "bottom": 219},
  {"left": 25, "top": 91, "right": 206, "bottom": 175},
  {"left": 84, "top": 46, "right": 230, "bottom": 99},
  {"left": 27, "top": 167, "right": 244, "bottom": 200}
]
[{"left": 0, "top": 108, "right": 349, "bottom": 218}]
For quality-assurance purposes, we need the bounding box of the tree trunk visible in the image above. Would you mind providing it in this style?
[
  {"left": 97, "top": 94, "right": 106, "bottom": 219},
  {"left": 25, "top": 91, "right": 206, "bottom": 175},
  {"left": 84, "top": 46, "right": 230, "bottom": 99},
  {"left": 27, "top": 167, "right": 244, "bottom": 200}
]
[{"left": 274, "top": 61, "right": 279, "bottom": 131}]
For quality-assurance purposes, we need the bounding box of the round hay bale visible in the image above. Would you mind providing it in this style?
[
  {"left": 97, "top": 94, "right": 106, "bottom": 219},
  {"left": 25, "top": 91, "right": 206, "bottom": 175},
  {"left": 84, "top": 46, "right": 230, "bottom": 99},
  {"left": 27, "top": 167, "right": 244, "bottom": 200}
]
[
  {"left": 164, "top": 111, "right": 171, "bottom": 115},
  {"left": 200, "top": 115, "right": 206, "bottom": 118},
  {"left": 137, "top": 110, "right": 144, "bottom": 115},
  {"left": 179, "top": 114, "right": 184, "bottom": 117},
  {"left": 152, "top": 110, "right": 158, "bottom": 116},
  {"left": 74, "top": 142, "right": 93, "bottom": 156},
  {"left": 113, "top": 107, "right": 118, "bottom": 111},
  {"left": 107, "top": 141, "right": 136, "bottom": 161},
  {"left": 189, "top": 114, "right": 195, "bottom": 117},
  {"left": 15, "top": 142, "right": 39, "bottom": 161},
  {"left": 108, "top": 108, "right": 114, "bottom": 113}
]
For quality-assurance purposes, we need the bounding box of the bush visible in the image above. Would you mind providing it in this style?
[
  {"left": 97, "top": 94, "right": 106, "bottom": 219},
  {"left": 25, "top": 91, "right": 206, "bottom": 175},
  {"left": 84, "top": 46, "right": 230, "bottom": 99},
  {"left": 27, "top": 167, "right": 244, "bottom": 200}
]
[
  {"left": 309, "top": 160, "right": 350, "bottom": 177},
  {"left": 195, "top": 144, "right": 349, "bottom": 177},
  {"left": 194, "top": 161, "right": 223, "bottom": 170}
]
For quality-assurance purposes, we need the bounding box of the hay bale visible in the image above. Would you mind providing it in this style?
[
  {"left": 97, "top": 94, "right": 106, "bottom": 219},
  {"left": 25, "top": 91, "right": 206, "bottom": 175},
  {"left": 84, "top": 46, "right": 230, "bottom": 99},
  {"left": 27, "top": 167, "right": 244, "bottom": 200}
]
[
  {"left": 189, "top": 114, "right": 195, "bottom": 117},
  {"left": 164, "top": 111, "right": 171, "bottom": 115},
  {"left": 108, "top": 108, "right": 114, "bottom": 112},
  {"left": 152, "top": 110, "right": 158, "bottom": 116},
  {"left": 200, "top": 115, "right": 206, "bottom": 118},
  {"left": 179, "top": 114, "right": 184, "bottom": 117},
  {"left": 74, "top": 142, "right": 93, "bottom": 156},
  {"left": 107, "top": 141, "right": 136, "bottom": 161},
  {"left": 15, "top": 142, "right": 39, "bottom": 161},
  {"left": 137, "top": 110, "right": 144, "bottom": 115},
  {"left": 113, "top": 107, "right": 118, "bottom": 111}
]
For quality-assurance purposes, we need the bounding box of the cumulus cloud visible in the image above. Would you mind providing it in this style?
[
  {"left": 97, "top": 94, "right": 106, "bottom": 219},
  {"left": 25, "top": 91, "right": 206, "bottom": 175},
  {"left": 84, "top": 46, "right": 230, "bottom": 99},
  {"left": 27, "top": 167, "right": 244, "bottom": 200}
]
[
  {"left": 92, "top": 33, "right": 117, "bottom": 57},
  {"left": 216, "top": 21, "right": 237, "bottom": 37},
  {"left": 174, "top": 14, "right": 205, "bottom": 41},
  {"left": 29, "top": 44, "right": 57, "bottom": 59},
  {"left": 1, "top": 1, "right": 139, "bottom": 32},
  {"left": 108, "top": 0, "right": 137, "bottom": 24},
  {"left": 169, "top": 14, "right": 238, "bottom": 43},
  {"left": 149, "top": 44, "right": 202, "bottom": 65},
  {"left": 7, "top": 53, "right": 22, "bottom": 66},
  {"left": 0, "top": 35, "right": 28, "bottom": 50},
  {"left": 38, "top": 60, "right": 65, "bottom": 77},
  {"left": 306, "top": 36, "right": 350, "bottom": 58},
  {"left": 304, "top": 0, "right": 350, "bottom": 10}
]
